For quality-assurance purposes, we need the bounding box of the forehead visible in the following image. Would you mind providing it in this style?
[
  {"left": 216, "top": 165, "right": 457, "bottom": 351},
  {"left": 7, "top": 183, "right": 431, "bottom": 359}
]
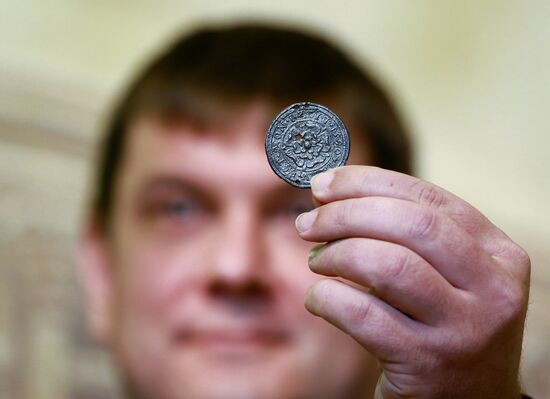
[
  {"left": 123, "top": 103, "right": 281, "bottom": 195},
  {"left": 121, "top": 102, "right": 370, "bottom": 196}
]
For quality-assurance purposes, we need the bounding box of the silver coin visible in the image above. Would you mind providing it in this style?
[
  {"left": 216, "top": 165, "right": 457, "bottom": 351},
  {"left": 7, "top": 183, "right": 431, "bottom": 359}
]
[{"left": 265, "top": 102, "right": 350, "bottom": 188}]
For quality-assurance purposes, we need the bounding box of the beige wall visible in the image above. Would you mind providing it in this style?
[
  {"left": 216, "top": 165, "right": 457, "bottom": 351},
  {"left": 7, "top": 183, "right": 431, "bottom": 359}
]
[{"left": 0, "top": 1, "right": 548, "bottom": 398}]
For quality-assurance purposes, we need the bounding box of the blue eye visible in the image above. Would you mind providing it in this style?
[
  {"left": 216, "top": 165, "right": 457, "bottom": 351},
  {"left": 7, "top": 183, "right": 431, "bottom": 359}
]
[
  {"left": 161, "top": 200, "right": 198, "bottom": 217},
  {"left": 284, "top": 201, "right": 314, "bottom": 216}
]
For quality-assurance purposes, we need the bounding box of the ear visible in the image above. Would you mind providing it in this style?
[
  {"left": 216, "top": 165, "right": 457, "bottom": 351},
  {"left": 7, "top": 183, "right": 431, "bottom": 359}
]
[{"left": 76, "top": 218, "right": 115, "bottom": 344}]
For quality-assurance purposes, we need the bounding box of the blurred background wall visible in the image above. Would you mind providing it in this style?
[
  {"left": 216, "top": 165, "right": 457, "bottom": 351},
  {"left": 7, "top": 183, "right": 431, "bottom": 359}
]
[{"left": 0, "top": 1, "right": 548, "bottom": 398}]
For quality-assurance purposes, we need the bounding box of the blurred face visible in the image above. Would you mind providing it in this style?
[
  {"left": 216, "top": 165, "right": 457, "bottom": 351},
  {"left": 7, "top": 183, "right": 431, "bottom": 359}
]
[{"left": 85, "top": 102, "right": 378, "bottom": 398}]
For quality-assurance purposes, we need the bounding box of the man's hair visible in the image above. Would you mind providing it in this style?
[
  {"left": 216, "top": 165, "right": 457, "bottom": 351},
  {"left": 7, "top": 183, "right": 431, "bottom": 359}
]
[{"left": 93, "top": 23, "right": 413, "bottom": 232}]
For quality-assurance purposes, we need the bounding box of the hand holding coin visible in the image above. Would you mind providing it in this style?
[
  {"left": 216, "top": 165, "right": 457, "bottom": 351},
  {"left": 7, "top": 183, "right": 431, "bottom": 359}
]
[{"left": 266, "top": 106, "right": 530, "bottom": 398}]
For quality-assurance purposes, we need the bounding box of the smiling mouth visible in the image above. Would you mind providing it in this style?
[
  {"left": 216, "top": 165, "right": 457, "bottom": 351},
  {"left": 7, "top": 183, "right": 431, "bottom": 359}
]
[{"left": 173, "top": 328, "right": 291, "bottom": 353}]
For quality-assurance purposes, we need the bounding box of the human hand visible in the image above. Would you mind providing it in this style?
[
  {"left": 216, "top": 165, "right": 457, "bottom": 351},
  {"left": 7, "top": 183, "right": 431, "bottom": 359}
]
[{"left": 296, "top": 166, "right": 530, "bottom": 399}]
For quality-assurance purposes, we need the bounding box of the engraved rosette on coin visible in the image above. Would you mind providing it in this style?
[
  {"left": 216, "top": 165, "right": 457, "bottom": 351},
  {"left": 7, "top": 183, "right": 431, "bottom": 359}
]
[{"left": 265, "top": 102, "right": 350, "bottom": 188}]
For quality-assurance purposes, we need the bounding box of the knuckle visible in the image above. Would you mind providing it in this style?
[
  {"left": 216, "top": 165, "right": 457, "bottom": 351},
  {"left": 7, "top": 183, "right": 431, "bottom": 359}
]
[
  {"left": 331, "top": 200, "right": 354, "bottom": 231},
  {"left": 494, "top": 241, "right": 531, "bottom": 282},
  {"left": 509, "top": 244, "right": 531, "bottom": 274},
  {"left": 338, "top": 238, "right": 363, "bottom": 270},
  {"left": 409, "top": 209, "right": 438, "bottom": 239},
  {"left": 358, "top": 166, "right": 373, "bottom": 190},
  {"left": 517, "top": 247, "right": 531, "bottom": 269},
  {"left": 417, "top": 183, "right": 446, "bottom": 208},
  {"left": 329, "top": 167, "right": 345, "bottom": 190},
  {"left": 347, "top": 299, "right": 373, "bottom": 331},
  {"left": 383, "top": 249, "right": 411, "bottom": 282},
  {"left": 481, "top": 276, "right": 528, "bottom": 335},
  {"left": 496, "top": 283, "right": 527, "bottom": 322},
  {"left": 427, "top": 280, "right": 529, "bottom": 364}
]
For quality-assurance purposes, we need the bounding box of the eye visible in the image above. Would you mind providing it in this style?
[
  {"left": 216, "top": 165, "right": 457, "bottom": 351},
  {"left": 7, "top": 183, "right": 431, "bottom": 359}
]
[
  {"left": 280, "top": 199, "right": 314, "bottom": 217},
  {"left": 158, "top": 199, "right": 199, "bottom": 218},
  {"left": 142, "top": 196, "right": 204, "bottom": 223}
]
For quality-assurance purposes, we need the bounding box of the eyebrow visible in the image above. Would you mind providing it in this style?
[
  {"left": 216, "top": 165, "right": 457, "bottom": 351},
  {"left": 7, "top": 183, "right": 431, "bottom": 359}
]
[
  {"left": 271, "top": 184, "right": 312, "bottom": 198},
  {"left": 138, "top": 175, "right": 211, "bottom": 199}
]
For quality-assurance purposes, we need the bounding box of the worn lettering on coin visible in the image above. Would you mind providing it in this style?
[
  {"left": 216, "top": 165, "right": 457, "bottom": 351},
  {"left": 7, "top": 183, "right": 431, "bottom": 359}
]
[{"left": 265, "top": 102, "right": 350, "bottom": 188}]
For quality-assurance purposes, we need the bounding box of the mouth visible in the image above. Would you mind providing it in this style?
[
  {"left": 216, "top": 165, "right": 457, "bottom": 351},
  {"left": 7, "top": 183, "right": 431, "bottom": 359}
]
[{"left": 173, "top": 326, "right": 291, "bottom": 355}]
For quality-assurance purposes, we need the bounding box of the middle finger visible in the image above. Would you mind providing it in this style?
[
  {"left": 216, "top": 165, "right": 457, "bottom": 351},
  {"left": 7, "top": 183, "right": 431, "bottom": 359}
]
[
  {"left": 296, "top": 196, "right": 494, "bottom": 290},
  {"left": 309, "top": 237, "right": 459, "bottom": 325}
]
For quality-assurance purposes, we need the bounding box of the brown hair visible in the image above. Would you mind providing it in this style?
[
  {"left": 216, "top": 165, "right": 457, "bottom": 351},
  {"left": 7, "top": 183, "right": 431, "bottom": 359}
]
[{"left": 93, "top": 23, "right": 414, "bottom": 232}]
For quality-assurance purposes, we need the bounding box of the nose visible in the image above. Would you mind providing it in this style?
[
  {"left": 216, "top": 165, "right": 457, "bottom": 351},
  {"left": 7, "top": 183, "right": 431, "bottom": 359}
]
[
  {"left": 207, "top": 202, "right": 271, "bottom": 309},
  {"left": 212, "top": 202, "right": 263, "bottom": 282}
]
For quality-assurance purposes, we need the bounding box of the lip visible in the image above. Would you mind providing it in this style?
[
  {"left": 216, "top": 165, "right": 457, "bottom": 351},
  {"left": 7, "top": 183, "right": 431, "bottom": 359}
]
[{"left": 173, "top": 327, "right": 291, "bottom": 351}]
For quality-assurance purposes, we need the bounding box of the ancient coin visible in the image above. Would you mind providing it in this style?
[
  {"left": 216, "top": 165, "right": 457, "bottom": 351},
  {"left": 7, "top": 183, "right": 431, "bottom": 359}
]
[{"left": 265, "top": 102, "right": 350, "bottom": 188}]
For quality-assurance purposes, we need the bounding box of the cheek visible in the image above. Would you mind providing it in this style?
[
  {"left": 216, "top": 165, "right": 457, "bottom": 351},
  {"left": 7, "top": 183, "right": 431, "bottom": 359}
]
[
  {"left": 265, "top": 225, "right": 319, "bottom": 290},
  {"left": 264, "top": 225, "right": 329, "bottom": 333},
  {"left": 265, "top": 228, "right": 373, "bottom": 384},
  {"left": 113, "top": 230, "right": 207, "bottom": 322}
]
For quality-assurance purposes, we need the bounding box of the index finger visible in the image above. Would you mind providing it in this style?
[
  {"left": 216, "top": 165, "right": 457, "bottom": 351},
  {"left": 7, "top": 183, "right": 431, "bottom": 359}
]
[{"left": 311, "top": 166, "right": 509, "bottom": 253}]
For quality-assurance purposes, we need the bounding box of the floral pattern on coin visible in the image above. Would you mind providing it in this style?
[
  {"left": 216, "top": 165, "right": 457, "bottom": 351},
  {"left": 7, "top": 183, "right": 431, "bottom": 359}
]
[{"left": 265, "top": 102, "right": 350, "bottom": 188}]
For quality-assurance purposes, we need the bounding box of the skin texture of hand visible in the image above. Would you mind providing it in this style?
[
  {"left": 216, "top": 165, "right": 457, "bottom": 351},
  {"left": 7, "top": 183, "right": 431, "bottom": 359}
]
[{"left": 296, "top": 166, "right": 531, "bottom": 399}]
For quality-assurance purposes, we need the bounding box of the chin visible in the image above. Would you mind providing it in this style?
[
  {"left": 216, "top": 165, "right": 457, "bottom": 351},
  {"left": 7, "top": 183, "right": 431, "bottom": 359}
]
[
  {"left": 176, "top": 350, "right": 303, "bottom": 398},
  {"left": 124, "top": 349, "right": 319, "bottom": 399},
  {"left": 116, "top": 328, "right": 374, "bottom": 399}
]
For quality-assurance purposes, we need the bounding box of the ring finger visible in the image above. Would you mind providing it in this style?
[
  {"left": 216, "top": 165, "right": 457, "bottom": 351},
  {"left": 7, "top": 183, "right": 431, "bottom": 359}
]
[{"left": 308, "top": 237, "right": 460, "bottom": 325}]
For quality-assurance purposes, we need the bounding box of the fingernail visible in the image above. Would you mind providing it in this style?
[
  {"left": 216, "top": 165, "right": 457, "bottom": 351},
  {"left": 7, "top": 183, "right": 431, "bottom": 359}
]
[
  {"left": 311, "top": 170, "right": 334, "bottom": 198},
  {"left": 304, "top": 285, "right": 315, "bottom": 311},
  {"left": 308, "top": 244, "right": 324, "bottom": 268},
  {"left": 304, "top": 284, "right": 320, "bottom": 315},
  {"left": 295, "top": 210, "right": 318, "bottom": 233}
]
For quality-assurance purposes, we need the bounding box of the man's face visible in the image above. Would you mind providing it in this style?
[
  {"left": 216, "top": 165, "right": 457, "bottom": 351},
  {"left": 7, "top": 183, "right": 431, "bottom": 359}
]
[{"left": 84, "top": 102, "right": 377, "bottom": 398}]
